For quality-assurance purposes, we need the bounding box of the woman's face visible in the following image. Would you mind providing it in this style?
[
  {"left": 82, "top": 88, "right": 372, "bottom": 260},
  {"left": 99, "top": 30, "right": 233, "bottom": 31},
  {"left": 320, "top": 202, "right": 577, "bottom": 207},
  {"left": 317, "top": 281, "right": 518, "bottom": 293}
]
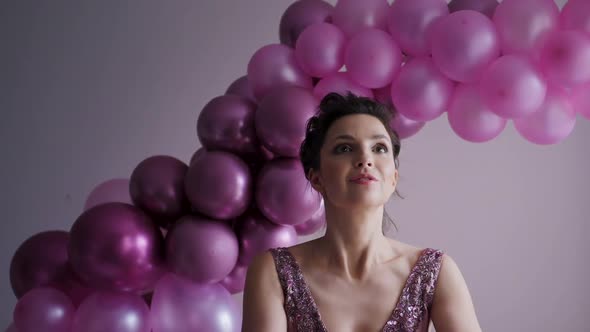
[{"left": 309, "top": 114, "right": 398, "bottom": 209}]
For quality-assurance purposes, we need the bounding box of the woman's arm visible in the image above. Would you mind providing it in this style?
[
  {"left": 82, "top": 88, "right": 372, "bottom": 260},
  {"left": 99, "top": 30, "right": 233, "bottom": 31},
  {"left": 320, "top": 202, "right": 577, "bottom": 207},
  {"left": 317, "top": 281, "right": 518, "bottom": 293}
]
[
  {"left": 431, "top": 255, "right": 482, "bottom": 332},
  {"left": 241, "top": 252, "right": 288, "bottom": 332}
]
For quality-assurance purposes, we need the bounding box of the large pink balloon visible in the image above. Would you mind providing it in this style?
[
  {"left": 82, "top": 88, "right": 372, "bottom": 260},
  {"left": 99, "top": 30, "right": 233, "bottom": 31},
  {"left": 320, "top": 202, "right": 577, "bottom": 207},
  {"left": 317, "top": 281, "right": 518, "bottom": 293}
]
[
  {"left": 256, "top": 86, "right": 318, "bottom": 157},
  {"left": 571, "top": 82, "right": 590, "bottom": 120},
  {"left": 294, "top": 200, "right": 326, "bottom": 236},
  {"left": 514, "top": 87, "right": 577, "bottom": 145},
  {"left": 151, "top": 273, "right": 241, "bottom": 332},
  {"left": 237, "top": 211, "right": 298, "bottom": 265},
  {"left": 71, "top": 291, "right": 150, "bottom": 332},
  {"left": 220, "top": 264, "right": 248, "bottom": 294},
  {"left": 225, "top": 75, "right": 256, "bottom": 103},
  {"left": 68, "top": 202, "right": 165, "bottom": 293},
  {"left": 247, "top": 44, "right": 313, "bottom": 100},
  {"left": 561, "top": 0, "right": 590, "bottom": 36},
  {"left": 373, "top": 84, "right": 426, "bottom": 139},
  {"left": 431, "top": 10, "right": 499, "bottom": 83},
  {"left": 166, "top": 215, "right": 239, "bottom": 283},
  {"left": 130, "top": 155, "right": 189, "bottom": 227},
  {"left": 345, "top": 28, "right": 403, "bottom": 89},
  {"left": 447, "top": 83, "right": 507, "bottom": 142},
  {"left": 332, "top": 0, "right": 390, "bottom": 37},
  {"left": 537, "top": 30, "right": 590, "bottom": 87},
  {"left": 448, "top": 0, "right": 499, "bottom": 18},
  {"left": 388, "top": 0, "right": 449, "bottom": 56},
  {"left": 197, "top": 95, "right": 259, "bottom": 155},
  {"left": 256, "top": 158, "right": 322, "bottom": 226},
  {"left": 313, "top": 72, "right": 374, "bottom": 100},
  {"left": 185, "top": 151, "right": 252, "bottom": 219},
  {"left": 493, "top": 0, "right": 559, "bottom": 55},
  {"left": 13, "top": 288, "right": 74, "bottom": 332},
  {"left": 279, "top": 0, "right": 334, "bottom": 48},
  {"left": 84, "top": 178, "right": 132, "bottom": 211},
  {"left": 295, "top": 23, "right": 346, "bottom": 78},
  {"left": 479, "top": 55, "right": 547, "bottom": 119},
  {"left": 391, "top": 57, "right": 454, "bottom": 122}
]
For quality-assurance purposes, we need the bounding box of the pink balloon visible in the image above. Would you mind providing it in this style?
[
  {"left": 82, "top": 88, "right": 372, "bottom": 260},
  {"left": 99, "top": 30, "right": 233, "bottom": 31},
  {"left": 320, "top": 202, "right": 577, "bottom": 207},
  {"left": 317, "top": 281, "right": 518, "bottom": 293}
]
[
  {"left": 390, "top": 111, "right": 426, "bottom": 140},
  {"left": 561, "top": 0, "right": 590, "bottom": 36},
  {"left": 225, "top": 75, "right": 256, "bottom": 103},
  {"left": 84, "top": 178, "right": 132, "bottom": 211},
  {"left": 537, "top": 30, "right": 590, "bottom": 87},
  {"left": 493, "top": 0, "right": 559, "bottom": 55},
  {"left": 71, "top": 292, "right": 150, "bottom": 332},
  {"left": 130, "top": 155, "right": 189, "bottom": 227},
  {"left": 197, "top": 94, "right": 259, "bottom": 155},
  {"left": 247, "top": 44, "right": 313, "bottom": 100},
  {"left": 391, "top": 57, "right": 454, "bottom": 121},
  {"left": 68, "top": 202, "right": 165, "bottom": 293},
  {"left": 14, "top": 288, "right": 74, "bottom": 332},
  {"left": 448, "top": 0, "right": 499, "bottom": 18},
  {"left": 295, "top": 23, "right": 346, "bottom": 78},
  {"left": 447, "top": 83, "right": 507, "bottom": 142},
  {"left": 185, "top": 151, "right": 252, "bottom": 219},
  {"left": 313, "top": 72, "right": 374, "bottom": 100},
  {"left": 255, "top": 86, "right": 319, "bottom": 157},
  {"left": 514, "top": 87, "right": 577, "bottom": 145},
  {"left": 571, "top": 82, "right": 590, "bottom": 120},
  {"left": 332, "top": 0, "right": 389, "bottom": 37},
  {"left": 256, "top": 158, "right": 322, "bottom": 226},
  {"left": 151, "top": 273, "right": 241, "bottom": 332},
  {"left": 237, "top": 211, "right": 298, "bottom": 265},
  {"left": 388, "top": 0, "right": 449, "bottom": 56},
  {"left": 166, "top": 215, "right": 239, "bottom": 283},
  {"left": 189, "top": 147, "right": 207, "bottom": 166},
  {"left": 220, "top": 264, "right": 248, "bottom": 294},
  {"left": 479, "top": 55, "right": 547, "bottom": 119},
  {"left": 345, "top": 28, "right": 402, "bottom": 89},
  {"left": 431, "top": 10, "right": 499, "bottom": 82},
  {"left": 279, "top": 0, "right": 334, "bottom": 48},
  {"left": 294, "top": 200, "right": 326, "bottom": 236}
]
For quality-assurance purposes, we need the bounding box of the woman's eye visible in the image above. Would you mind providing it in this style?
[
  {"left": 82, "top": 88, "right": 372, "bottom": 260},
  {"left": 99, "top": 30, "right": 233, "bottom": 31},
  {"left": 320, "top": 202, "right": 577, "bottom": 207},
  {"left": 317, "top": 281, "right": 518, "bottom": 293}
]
[
  {"left": 335, "top": 144, "right": 352, "bottom": 153},
  {"left": 375, "top": 144, "right": 388, "bottom": 153}
]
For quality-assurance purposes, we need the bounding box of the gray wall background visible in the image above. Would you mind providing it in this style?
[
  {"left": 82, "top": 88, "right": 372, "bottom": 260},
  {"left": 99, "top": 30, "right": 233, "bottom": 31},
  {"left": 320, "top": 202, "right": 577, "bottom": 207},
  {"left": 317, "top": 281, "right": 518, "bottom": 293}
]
[{"left": 1, "top": 0, "right": 588, "bottom": 330}]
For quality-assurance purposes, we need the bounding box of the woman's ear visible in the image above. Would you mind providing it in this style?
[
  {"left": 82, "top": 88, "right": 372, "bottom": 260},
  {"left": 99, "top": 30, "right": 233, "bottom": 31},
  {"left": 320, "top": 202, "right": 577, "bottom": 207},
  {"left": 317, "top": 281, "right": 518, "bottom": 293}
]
[
  {"left": 308, "top": 169, "right": 323, "bottom": 194},
  {"left": 393, "top": 169, "right": 399, "bottom": 187}
]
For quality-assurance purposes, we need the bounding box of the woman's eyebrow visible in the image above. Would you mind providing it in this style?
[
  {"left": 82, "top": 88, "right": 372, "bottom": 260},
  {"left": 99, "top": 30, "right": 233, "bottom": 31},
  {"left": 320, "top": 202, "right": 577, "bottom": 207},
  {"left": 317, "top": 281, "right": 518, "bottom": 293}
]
[{"left": 333, "top": 134, "right": 389, "bottom": 141}]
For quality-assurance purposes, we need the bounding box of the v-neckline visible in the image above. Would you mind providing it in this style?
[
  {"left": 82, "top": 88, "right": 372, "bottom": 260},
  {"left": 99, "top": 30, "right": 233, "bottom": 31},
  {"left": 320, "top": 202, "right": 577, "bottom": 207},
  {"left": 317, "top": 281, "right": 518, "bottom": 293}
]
[{"left": 284, "top": 248, "right": 428, "bottom": 332}]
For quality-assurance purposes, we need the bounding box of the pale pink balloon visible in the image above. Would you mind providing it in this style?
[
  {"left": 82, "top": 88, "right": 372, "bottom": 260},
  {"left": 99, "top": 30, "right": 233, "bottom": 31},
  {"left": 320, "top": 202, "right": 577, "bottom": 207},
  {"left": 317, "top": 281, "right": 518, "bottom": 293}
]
[
  {"left": 295, "top": 23, "right": 346, "bottom": 78},
  {"left": 571, "top": 82, "right": 590, "bottom": 120},
  {"left": 479, "top": 55, "right": 547, "bottom": 119},
  {"left": 344, "top": 28, "right": 402, "bottom": 89},
  {"left": 332, "top": 0, "right": 390, "bottom": 37},
  {"left": 514, "top": 87, "right": 577, "bottom": 145},
  {"left": 430, "top": 10, "right": 499, "bottom": 82},
  {"left": 493, "top": 0, "right": 559, "bottom": 55},
  {"left": 391, "top": 57, "right": 454, "bottom": 122},
  {"left": 373, "top": 84, "right": 426, "bottom": 139},
  {"left": 220, "top": 264, "right": 248, "bottom": 294},
  {"left": 537, "top": 30, "right": 590, "bottom": 87},
  {"left": 561, "top": 0, "right": 590, "bottom": 36},
  {"left": 84, "top": 178, "right": 132, "bottom": 211},
  {"left": 14, "top": 288, "right": 75, "bottom": 332},
  {"left": 313, "top": 72, "right": 374, "bottom": 100},
  {"left": 388, "top": 0, "right": 449, "bottom": 56},
  {"left": 447, "top": 83, "right": 507, "bottom": 142}
]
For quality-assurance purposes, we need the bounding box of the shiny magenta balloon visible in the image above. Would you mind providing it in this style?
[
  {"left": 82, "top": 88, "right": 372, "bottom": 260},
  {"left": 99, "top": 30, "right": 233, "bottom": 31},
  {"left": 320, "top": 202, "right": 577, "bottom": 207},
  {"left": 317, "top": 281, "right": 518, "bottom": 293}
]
[
  {"left": 332, "top": 0, "right": 389, "bottom": 37},
  {"left": 84, "top": 178, "right": 132, "bottom": 211},
  {"left": 225, "top": 75, "right": 256, "bottom": 103},
  {"left": 279, "top": 0, "right": 334, "bottom": 48},
  {"left": 68, "top": 202, "right": 165, "bottom": 293},
  {"left": 220, "top": 264, "right": 248, "bottom": 294},
  {"left": 295, "top": 22, "right": 346, "bottom": 78},
  {"left": 294, "top": 200, "right": 326, "bottom": 236},
  {"left": 13, "top": 287, "right": 74, "bottom": 332}
]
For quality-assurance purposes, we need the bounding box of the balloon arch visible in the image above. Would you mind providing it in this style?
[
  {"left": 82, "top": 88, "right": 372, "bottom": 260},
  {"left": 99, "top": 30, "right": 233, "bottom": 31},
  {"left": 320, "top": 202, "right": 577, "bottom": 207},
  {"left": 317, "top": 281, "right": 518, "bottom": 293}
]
[{"left": 8, "top": 0, "right": 590, "bottom": 331}]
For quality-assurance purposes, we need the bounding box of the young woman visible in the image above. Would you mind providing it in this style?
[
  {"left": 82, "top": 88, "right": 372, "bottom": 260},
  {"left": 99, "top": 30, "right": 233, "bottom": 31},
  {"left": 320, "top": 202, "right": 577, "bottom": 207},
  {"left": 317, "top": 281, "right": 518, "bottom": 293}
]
[{"left": 242, "top": 93, "right": 481, "bottom": 332}]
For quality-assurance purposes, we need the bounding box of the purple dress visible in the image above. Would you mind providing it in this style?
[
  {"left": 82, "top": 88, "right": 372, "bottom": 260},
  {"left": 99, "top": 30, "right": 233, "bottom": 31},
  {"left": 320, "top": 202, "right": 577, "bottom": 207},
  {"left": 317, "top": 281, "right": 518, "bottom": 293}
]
[{"left": 270, "top": 247, "right": 444, "bottom": 332}]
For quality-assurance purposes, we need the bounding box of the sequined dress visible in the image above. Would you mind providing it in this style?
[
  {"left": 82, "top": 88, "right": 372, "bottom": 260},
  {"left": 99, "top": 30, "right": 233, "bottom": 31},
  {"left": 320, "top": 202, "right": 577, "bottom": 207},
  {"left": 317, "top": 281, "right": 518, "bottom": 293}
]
[{"left": 270, "top": 247, "right": 444, "bottom": 332}]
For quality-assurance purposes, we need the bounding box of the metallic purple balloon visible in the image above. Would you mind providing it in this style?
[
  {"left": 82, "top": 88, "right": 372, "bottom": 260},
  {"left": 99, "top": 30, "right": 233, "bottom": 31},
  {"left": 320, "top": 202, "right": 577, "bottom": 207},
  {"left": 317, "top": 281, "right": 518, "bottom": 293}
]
[
  {"left": 237, "top": 211, "right": 298, "bottom": 265},
  {"left": 256, "top": 158, "right": 322, "bottom": 226},
  {"left": 68, "top": 202, "right": 165, "bottom": 293},
  {"left": 151, "top": 273, "right": 241, "bottom": 332},
  {"left": 247, "top": 44, "right": 313, "bottom": 100},
  {"left": 255, "top": 86, "right": 319, "bottom": 157},
  {"left": 197, "top": 95, "right": 259, "bottom": 155},
  {"left": 84, "top": 178, "right": 132, "bottom": 211},
  {"left": 130, "top": 155, "right": 189, "bottom": 227},
  {"left": 279, "top": 0, "right": 334, "bottom": 48},
  {"left": 13, "top": 287, "right": 75, "bottom": 332},
  {"left": 220, "top": 264, "right": 248, "bottom": 294},
  {"left": 185, "top": 151, "right": 252, "bottom": 219},
  {"left": 225, "top": 75, "right": 256, "bottom": 103},
  {"left": 71, "top": 291, "right": 150, "bottom": 332},
  {"left": 189, "top": 147, "right": 207, "bottom": 166},
  {"left": 448, "top": 0, "right": 499, "bottom": 18},
  {"left": 294, "top": 200, "right": 326, "bottom": 236},
  {"left": 166, "top": 215, "right": 239, "bottom": 283},
  {"left": 332, "top": 0, "right": 390, "bottom": 37}
]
